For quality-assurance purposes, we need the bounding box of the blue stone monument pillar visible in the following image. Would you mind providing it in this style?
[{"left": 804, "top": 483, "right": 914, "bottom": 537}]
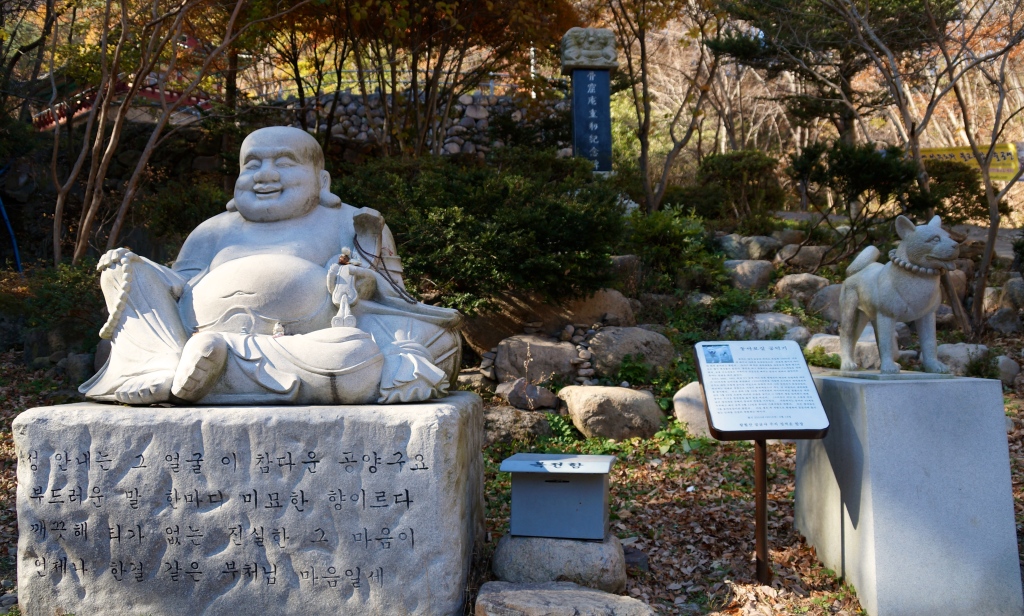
[{"left": 561, "top": 28, "right": 618, "bottom": 173}]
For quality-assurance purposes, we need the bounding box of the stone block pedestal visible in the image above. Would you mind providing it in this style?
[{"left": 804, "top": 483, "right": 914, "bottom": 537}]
[
  {"left": 15, "top": 392, "right": 483, "bottom": 616},
  {"left": 795, "top": 376, "right": 1022, "bottom": 615}
]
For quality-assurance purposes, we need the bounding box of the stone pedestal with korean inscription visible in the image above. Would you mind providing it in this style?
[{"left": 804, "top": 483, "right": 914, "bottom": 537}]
[{"left": 14, "top": 391, "right": 484, "bottom": 616}]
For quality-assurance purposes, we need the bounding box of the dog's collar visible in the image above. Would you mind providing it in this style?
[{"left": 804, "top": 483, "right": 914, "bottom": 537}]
[{"left": 888, "top": 249, "right": 948, "bottom": 276}]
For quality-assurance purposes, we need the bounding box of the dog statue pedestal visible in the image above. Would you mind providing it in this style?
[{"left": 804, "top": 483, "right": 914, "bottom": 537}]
[{"left": 795, "top": 375, "right": 1022, "bottom": 616}]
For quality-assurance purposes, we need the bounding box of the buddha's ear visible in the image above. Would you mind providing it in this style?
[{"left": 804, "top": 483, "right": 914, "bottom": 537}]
[
  {"left": 226, "top": 199, "right": 237, "bottom": 212},
  {"left": 320, "top": 169, "right": 341, "bottom": 208}
]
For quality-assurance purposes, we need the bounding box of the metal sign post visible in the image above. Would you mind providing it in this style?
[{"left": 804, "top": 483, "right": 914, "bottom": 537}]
[{"left": 694, "top": 340, "right": 830, "bottom": 585}]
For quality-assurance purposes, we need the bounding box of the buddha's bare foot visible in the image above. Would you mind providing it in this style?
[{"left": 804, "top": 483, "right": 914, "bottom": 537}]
[
  {"left": 115, "top": 371, "right": 174, "bottom": 405},
  {"left": 171, "top": 332, "right": 228, "bottom": 402}
]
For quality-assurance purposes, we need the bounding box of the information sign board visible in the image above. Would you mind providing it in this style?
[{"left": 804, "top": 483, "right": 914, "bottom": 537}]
[{"left": 694, "top": 340, "right": 829, "bottom": 441}]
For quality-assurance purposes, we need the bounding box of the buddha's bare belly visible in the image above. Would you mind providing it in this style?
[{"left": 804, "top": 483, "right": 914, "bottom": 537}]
[{"left": 187, "top": 254, "right": 334, "bottom": 335}]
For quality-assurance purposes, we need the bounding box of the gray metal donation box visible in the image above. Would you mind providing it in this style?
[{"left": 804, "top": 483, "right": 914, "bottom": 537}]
[{"left": 500, "top": 453, "right": 616, "bottom": 540}]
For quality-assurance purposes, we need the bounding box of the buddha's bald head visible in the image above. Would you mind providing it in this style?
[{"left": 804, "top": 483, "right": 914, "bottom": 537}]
[
  {"left": 230, "top": 126, "right": 340, "bottom": 221},
  {"left": 239, "top": 126, "right": 324, "bottom": 171}
]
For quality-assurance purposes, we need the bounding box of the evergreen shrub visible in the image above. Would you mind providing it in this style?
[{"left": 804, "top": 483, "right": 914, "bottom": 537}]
[{"left": 332, "top": 148, "right": 625, "bottom": 315}]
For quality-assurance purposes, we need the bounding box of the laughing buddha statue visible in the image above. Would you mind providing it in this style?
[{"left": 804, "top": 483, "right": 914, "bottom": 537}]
[{"left": 81, "top": 126, "right": 462, "bottom": 406}]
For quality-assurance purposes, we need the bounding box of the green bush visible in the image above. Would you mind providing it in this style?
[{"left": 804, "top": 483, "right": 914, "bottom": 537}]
[
  {"left": 911, "top": 159, "right": 1006, "bottom": 226},
  {"left": 621, "top": 208, "right": 727, "bottom": 294},
  {"left": 671, "top": 150, "right": 786, "bottom": 232},
  {"left": 133, "top": 174, "right": 229, "bottom": 256},
  {"left": 332, "top": 148, "right": 625, "bottom": 315},
  {"left": 0, "top": 260, "right": 105, "bottom": 352}
]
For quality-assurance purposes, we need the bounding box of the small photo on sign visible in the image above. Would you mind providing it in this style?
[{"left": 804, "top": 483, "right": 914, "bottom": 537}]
[{"left": 703, "top": 345, "right": 733, "bottom": 364}]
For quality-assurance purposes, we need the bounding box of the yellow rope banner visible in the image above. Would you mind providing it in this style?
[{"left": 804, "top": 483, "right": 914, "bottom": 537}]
[{"left": 918, "top": 143, "right": 1020, "bottom": 181}]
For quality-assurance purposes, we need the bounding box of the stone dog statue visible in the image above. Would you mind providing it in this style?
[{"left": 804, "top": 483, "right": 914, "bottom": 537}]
[
  {"left": 81, "top": 126, "right": 462, "bottom": 406},
  {"left": 839, "top": 215, "right": 959, "bottom": 374}
]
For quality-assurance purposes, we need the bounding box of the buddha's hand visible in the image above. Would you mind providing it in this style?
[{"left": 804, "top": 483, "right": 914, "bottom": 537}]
[{"left": 97, "top": 247, "right": 136, "bottom": 271}]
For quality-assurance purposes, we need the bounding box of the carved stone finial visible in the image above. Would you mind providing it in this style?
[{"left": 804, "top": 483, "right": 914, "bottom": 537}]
[{"left": 561, "top": 27, "right": 618, "bottom": 75}]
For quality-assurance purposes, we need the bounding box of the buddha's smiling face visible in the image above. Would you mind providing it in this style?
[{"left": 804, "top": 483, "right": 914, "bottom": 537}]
[{"left": 233, "top": 128, "right": 325, "bottom": 222}]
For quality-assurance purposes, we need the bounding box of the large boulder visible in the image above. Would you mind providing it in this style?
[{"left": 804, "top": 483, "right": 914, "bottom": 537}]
[
  {"left": 775, "top": 273, "right": 830, "bottom": 306},
  {"left": 672, "top": 382, "right": 710, "bottom": 438},
  {"left": 743, "top": 235, "right": 783, "bottom": 260},
  {"left": 1002, "top": 277, "right": 1024, "bottom": 310},
  {"left": 720, "top": 312, "right": 801, "bottom": 339},
  {"left": 558, "top": 386, "right": 663, "bottom": 440},
  {"left": 474, "top": 581, "right": 655, "bottom": 616},
  {"left": 586, "top": 326, "right": 675, "bottom": 378},
  {"left": 491, "top": 533, "right": 626, "bottom": 593},
  {"left": 774, "top": 244, "right": 830, "bottom": 269},
  {"left": 723, "top": 260, "right": 774, "bottom": 290},
  {"left": 772, "top": 228, "right": 806, "bottom": 245},
  {"left": 495, "top": 335, "right": 577, "bottom": 383},
  {"left": 988, "top": 307, "right": 1022, "bottom": 334},
  {"left": 462, "top": 289, "right": 636, "bottom": 355},
  {"left": 785, "top": 325, "right": 812, "bottom": 347},
  {"left": 936, "top": 343, "right": 989, "bottom": 375},
  {"left": 808, "top": 284, "right": 843, "bottom": 322},
  {"left": 483, "top": 406, "right": 553, "bottom": 447},
  {"left": 719, "top": 234, "right": 748, "bottom": 260}
]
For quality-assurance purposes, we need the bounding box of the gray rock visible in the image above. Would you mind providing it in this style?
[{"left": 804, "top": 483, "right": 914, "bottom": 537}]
[
  {"left": 756, "top": 298, "right": 778, "bottom": 312},
  {"left": 672, "top": 382, "right": 710, "bottom": 438},
  {"left": 806, "top": 333, "right": 881, "bottom": 369},
  {"left": 718, "top": 234, "right": 748, "bottom": 260},
  {"left": 506, "top": 378, "right": 559, "bottom": 410},
  {"left": 997, "top": 355, "right": 1020, "bottom": 387},
  {"left": 937, "top": 343, "right": 990, "bottom": 375},
  {"left": 465, "top": 104, "right": 489, "bottom": 120},
  {"left": 65, "top": 352, "right": 96, "bottom": 386},
  {"left": 458, "top": 371, "right": 497, "bottom": 394},
  {"left": 724, "top": 259, "right": 774, "bottom": 290},
  {"left": 720, "top": 312, "right": 801, "bottom": 339},
  {"left": 808, "top": 284, "right": 843, "bottom": 322},
  {"left": 772, "top": 228, "right": 806, "bottom": 245},
  {"left": 983, "top": 287, "right": 1003, "bottom": 315},
  {"left": 558, "top": 386, "right": 663, "bottom": 440},
  {"left": 15, "top": 395, "right": 484, "bottom": 615},
  {"left": 622, "top": 545, "right": 649, "bottom": 572},
  {"left": 935, "top": 304, "right": 957, "bottom": 329},
  {"left": 774, "top": 244, "right": 830, "bottom": 269},
  {"left": 687, "top": 292, "right": 714, "bottom": 307},
  {"left": 988, "top": 307, "right": 1022, "bottom": 334},
  {"left": 785, "top": 326, "right": 813, "bottom": 348},
  {"left": 1002, "top": 278, "right": 1024, "bottom": 310},
  {"left": 458, "top": 94, "right": 474, "bottom": 105},
  {"left": 495, "top": 335, "right": 577, "bottom": 384},
  {"left": 742, "top": 235, "right": 783, "bottom": 260},
  {"left": 491, "top": 533, "right": 626, "bottom": 593},
  {"left": 474, "top": 581, "right": 654, "bottom": 616},
  {"left": 586, "top": 327, "right": 675, "bottom": 378},
  {"left": 944, "top": 269, "right": 969, "bottom": 303},
  {"left": 775, "top": 273, "right": 830, "bottom": 306},
  {"left": 483, "top": 406, "right": 553, "bottom": 446}
]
